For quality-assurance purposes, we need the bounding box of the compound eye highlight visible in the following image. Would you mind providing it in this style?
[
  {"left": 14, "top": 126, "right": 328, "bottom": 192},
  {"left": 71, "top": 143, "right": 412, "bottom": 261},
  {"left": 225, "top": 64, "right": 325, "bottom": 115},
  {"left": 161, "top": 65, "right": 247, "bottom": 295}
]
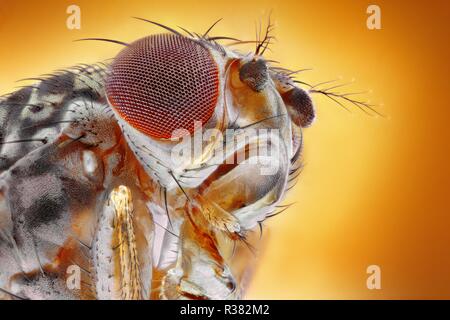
[{"left": 106, "top": 34, "right": 219, "bottom": 139}]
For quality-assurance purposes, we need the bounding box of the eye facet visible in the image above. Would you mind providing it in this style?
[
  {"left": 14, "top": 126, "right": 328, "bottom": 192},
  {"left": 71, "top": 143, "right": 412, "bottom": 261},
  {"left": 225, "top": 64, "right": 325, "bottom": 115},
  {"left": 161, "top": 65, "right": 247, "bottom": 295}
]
[{"left": 106, "top": 34, "right": 219, "bottom": 139}]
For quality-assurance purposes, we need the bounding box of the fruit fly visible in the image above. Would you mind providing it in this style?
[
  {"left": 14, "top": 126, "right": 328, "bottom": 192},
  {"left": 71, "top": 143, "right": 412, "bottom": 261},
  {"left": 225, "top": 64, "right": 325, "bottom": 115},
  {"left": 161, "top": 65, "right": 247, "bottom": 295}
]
[{"left": 0, "top": 17, "right": 377, "bottom": 300}]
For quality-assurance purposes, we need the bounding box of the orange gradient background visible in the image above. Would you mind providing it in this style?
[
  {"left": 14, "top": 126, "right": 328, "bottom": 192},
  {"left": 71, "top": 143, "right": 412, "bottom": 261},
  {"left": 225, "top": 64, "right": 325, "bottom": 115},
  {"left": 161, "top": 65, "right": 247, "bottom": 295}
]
[{"left": 0, "top": 0, "right": 449, "bottom": 299}]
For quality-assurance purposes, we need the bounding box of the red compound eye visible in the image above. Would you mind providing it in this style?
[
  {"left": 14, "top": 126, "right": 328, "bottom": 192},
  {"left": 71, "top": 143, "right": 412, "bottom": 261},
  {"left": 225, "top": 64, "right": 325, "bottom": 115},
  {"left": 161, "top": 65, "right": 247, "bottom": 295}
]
[{"left": 106, "top": 34, "right": 219, "bottom": 139}]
